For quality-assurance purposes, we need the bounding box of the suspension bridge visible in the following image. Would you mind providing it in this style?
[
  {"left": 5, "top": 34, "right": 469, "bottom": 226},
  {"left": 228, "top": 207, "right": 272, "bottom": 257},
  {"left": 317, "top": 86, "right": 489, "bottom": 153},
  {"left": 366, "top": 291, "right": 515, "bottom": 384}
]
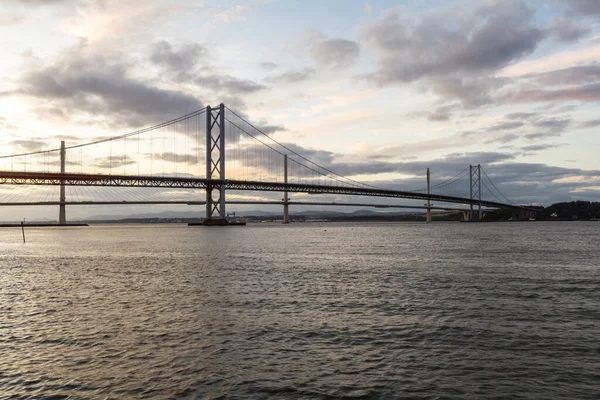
[{"left": 0, "top": 104, "right": 535, "bottom": 225}]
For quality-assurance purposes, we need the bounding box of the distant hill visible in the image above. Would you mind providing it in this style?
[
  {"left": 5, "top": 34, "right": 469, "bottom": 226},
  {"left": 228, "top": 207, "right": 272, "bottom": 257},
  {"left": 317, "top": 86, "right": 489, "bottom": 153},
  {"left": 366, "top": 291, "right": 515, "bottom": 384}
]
[
  {"left": 483, "top": 201, "right": 600, "bottom": 221},
  {"left": 539, "top": 201, "right": 600, "bottom": 220}
]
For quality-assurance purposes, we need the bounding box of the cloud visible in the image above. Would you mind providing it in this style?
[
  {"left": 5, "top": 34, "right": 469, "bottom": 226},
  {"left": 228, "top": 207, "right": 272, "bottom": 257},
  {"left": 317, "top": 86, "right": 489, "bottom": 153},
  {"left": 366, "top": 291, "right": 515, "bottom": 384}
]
[
  {"left": 214, "top": 5, "right": 247, "bottom": 23},
  {"left": 267, "top": 67, "right": 316, "bottom": 84},
  {"left": 550, "top": 17, "right": 590, "bottom": 42},
  {"left": 93, "top": 155, "right": 137, "bottom": 169},
  {"left": 521, "top": 144, "right": 566, "bottom": 151},
  {"left": 57, "top": 0, "right": 194, "bottom": 44},
  {"left": 485, "top": 133, "right": 519, "bottom": 144},
  {"left": 513, "top": 83, "right": 600, "bottom": 103},
  {"left": 0, "top": 11, "right": 25, "bottom": 25},
  {"left": 582, "top": 119, "right": 600, "bottom": 128},
  {"left": 259, "top": 62, "right": 278, "bottom": 70},
  {"left": 309, "top": 38, "right": 360, "bottom": 69},
  {"left": 416, "top": 104, "right": 458, "bottom": 121},
  {"left": 488, "top": 121, "right": 525, "bottom": 131},
  {"left": 5, "top": 0, "right": 73, "bottom": 5},
  {"left": 254, "top": 121, "right": 287, "bottom": 135},
  {"left": 195, "top": 74, "right": 267, "bottom": 94},
  {"left": 519, "top": 117, "right": 571, "bottom": 140},
  {"left": 532, "top": 118, "right": 572, "bottom": 133},
  {"left": 524, "top": 132, "right": 561, "bottom": 140},
  {"left": 560, "top": 0, "right": 600, "bottom": 16},
  {"left": 527, "top": 65, "right": 600, "bottom": 86},
  {"left": 10, "top": 138, "right": 48, "bottom": 152},
  {"left": 362, "top": 0, "right": 545, "bottom": 106},
  {"left": 15, "top": 44, "right": 204, "bottom": 127},
  {"left": 150, "top": 40, "right": 207, "bottom": 73},
  {"left": 508, "top": 65, "right": 600, "bottom": 105},
  {"left": 505, "top": 112, "right": 538, "bottom": 120},
  {"left": 146, "top": 152, "right": 199, "bottom": 165}
]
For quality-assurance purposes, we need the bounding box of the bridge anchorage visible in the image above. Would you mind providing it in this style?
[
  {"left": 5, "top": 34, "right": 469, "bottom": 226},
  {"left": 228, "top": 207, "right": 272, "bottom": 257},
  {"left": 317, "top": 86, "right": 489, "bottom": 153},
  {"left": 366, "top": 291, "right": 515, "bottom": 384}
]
[{"left": 0, "top": 102, "right": 536, "bottom": 225}]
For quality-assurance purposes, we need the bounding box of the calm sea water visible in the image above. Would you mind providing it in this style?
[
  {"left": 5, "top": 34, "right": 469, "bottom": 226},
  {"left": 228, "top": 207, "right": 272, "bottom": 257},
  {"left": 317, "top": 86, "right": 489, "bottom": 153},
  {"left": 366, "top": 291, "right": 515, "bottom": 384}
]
[{"left": 1, "top": 222, "right": 599, "bottom": 399}]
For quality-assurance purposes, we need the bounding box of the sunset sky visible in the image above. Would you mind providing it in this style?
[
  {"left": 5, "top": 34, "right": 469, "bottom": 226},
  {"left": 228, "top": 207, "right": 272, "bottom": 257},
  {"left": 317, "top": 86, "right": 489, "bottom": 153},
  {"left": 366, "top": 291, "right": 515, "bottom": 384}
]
[{"left": 0, "top": 0, "right": 599, "bottom": 219}]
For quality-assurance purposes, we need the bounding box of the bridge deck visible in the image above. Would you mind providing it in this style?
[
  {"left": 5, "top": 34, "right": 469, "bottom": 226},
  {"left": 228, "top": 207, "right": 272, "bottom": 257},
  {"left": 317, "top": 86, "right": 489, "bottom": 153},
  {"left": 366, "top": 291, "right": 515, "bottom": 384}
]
[{"left": 0, "top": 171, "right": 529, "bottom": 210}]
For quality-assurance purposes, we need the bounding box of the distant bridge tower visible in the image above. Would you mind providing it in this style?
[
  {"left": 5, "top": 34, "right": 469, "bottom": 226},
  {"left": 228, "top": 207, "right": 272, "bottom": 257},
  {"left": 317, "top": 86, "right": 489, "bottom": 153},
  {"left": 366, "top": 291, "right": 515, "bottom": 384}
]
[
  {"left": 283, "top": 154, "right": 290, "bottom": 224},
  {"left": 204, "top": 104, "right": 228, "bottom": 225},
  {"left": 426, "top": 168, "right": 431, "bottom": 223},
  {"left": 469, "top": 164, "right": 481, "bottom": 221},
  {"left": 59, "top": 140, "right": 66, "bottom": 225}
]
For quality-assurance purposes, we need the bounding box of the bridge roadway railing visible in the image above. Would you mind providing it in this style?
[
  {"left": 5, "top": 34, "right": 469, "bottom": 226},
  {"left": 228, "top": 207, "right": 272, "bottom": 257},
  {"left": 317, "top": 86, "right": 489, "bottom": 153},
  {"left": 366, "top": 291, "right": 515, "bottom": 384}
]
[{"left": 0, "top": 170, "right": 530, "bottom": 211}]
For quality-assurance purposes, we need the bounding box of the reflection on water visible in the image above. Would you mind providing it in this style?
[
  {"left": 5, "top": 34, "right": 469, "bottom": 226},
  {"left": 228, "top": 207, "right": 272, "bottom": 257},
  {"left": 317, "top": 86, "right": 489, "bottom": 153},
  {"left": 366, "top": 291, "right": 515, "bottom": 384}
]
[{"left": 1, "top": 222, "right": 599, "bottom": 398}]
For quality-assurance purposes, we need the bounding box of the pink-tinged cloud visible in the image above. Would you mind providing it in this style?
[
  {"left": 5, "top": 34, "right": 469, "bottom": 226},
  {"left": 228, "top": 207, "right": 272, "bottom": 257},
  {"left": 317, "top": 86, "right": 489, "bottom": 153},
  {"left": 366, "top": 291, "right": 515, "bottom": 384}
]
[{"left": 513, "top": 83, "right": 600, "bottom": 103}]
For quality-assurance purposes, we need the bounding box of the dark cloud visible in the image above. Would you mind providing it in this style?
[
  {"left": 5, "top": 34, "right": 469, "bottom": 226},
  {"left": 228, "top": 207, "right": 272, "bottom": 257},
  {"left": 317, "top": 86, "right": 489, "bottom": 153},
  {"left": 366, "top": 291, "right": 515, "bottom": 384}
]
[
  {"left": 488, "top": 121, "right": 525, "bottom": 131},
  {"left": 485, "top": 133, "right": 519, "bottom": 144},
  {"left": 93, "top": 155, "right": 137, "bottom": 169},
  {"left": 16, "top": 45, "right": 203, "bottom": 127},
  {"left": 146, "top": 152, "right": 199, "bottom": 165},
  {"left": 582, "top": 119, "right": 600, "bottom": 128},
  {"left": 195, "top": 74, "right": 267, "bottom": 94},
  {"left": 267, "top": 67, "right": 316, "bottom": 84},
  {"left": 519, "top": 117, "right": 571, "bottom": 140},
  {"left": 550, "top": 17, "right": 590, "bottom": 42},
  {"left": 150, "top": 40, "right": 207, "bottom": 73},
  {"left": 505, "top": 112, "right": 538, "bottom": 120},
  {"left": 39, "top": 159, "right": 80, "bottom": 167},
  {"left": 528, "top": 65, "right": 600, "bottom": 86},
  {"left": 10, "top": 138, "right": 48, "bottom": 151},
  {"left": 309, "top": 38, "right": 360, "bottom": 69},
  {"left": 522, "top": 144, "right": 565, "bottom": 151},
  {"left": 532, "top": 118, "right": 572, "bottom": 133},
  {"left": 432, "top": 76, "right": 509, "bottom": 107},
  {"left": 33, "top": 106, "right": 68, "bottom": 122},
  {"left": 51, "top": 134, "right": 80, "bottom": 142},
  {"left": 513, "top": 82, "right": 600, "bottom": 103},
  {"left": 259, "top": 62, "right": 278, "bottom": 70},
  {"left": 254, "top": 122, "right": 287, "bottom": 135},
  {"left": 524, "top": 132, "right": 561, "bottom": 140},
  {"left": 561, "top": 0, "right": 600, "bottom": 16},
  {"left": 362, "top": 0, "right": 545, "bottom": 106},
  {"left": 148, "top": 40, "right": 266, "bottom": 98},
  {"left": 416, "top": 104, "right": 458, "bottom": 121}
]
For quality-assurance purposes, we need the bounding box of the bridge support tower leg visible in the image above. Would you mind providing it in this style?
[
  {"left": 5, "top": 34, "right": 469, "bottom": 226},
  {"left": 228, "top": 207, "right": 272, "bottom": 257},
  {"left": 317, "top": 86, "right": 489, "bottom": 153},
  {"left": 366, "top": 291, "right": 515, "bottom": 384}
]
[
  {"left": 469, "top": 164, "right": 482, "bottom": 221},
  {"left": 426, "top": 168, "right": 431, "bottom": 223},
  {"left": 59, "top": 140, "right": 66, "bottom": 225},
  {"left": 203, "top": 104, "right": 229, "bottom": 226},
  {"left": 283, "top": 154, "right": 289, "bottom": 224}
]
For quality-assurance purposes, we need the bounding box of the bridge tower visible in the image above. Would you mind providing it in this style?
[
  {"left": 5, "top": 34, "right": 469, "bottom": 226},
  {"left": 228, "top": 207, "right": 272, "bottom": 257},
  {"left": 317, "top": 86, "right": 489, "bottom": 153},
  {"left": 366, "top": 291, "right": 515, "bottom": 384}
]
[
  {"left": 204, "top": 104, "right": 228, "bottom": 225},
  {"left": 59, "top": 140, "right": 66, "bottom": 225},
  {"left": 426, "top": 168, "right": 431, "bottom": 223},
  {"left": 469, "top": 164, "right": 481, "bottom": 221},
  {"left": 283, "top": 154, "right": 289, "bottom": 224}
]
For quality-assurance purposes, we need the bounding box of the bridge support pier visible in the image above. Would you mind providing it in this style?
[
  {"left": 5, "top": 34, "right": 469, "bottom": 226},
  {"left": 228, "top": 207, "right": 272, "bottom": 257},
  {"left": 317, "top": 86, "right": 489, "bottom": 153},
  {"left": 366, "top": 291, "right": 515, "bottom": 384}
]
[
  {"left": 283, "top": 154, "right": 289, "bottom": 224},
  {"left": 203, "top": 104, "right": 229, "bottom": 226},
  {"left": 59, "top": 140, "right": 66, "bottom": 225}
]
